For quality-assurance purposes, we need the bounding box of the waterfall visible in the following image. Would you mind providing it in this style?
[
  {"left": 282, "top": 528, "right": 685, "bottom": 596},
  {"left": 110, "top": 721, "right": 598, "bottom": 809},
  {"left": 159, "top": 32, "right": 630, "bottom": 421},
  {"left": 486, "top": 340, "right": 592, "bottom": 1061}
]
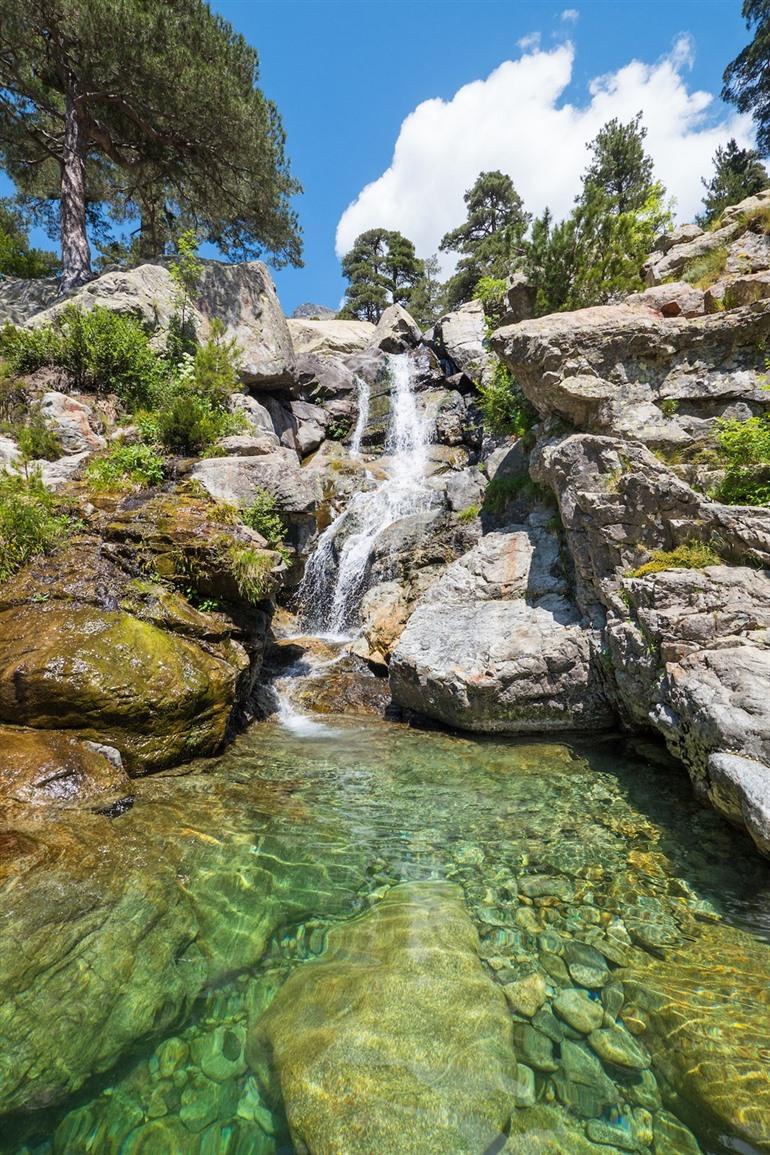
[
  {"left": 349, "top": 374, "right": 370, "bottom": 458},
  {"left": 298, "top": 353, "right": 432, "bottom": 637}
]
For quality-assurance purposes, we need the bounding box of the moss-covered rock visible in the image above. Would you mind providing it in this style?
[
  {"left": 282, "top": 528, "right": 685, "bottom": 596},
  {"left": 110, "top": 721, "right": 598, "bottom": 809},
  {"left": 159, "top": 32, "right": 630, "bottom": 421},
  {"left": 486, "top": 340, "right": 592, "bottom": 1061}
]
[{"left": 0, "top": 601, "right": 246, "bottom": 772}]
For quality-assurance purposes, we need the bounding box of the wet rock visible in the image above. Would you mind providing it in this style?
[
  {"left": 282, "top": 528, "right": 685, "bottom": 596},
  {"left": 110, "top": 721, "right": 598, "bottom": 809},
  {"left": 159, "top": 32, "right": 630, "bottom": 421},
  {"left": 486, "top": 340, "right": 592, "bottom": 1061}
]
[
  {"left": 652, "top": 1110, "right": 703, "bottom": 1155},
  {"left": 503, "top": 971, "right": 547, "bottom": 1017},
  {"left": 554, "top": 988, "right": 604, "bottom": 1033},
  {"left": 513, "top": 1062, "right": 537, "bottom": 1106},
  {"left": 563, "top": 940, "right": 611, "bottom": 988},
  {"left": 190, "top": 1024, "right": 247, "bottom": 1083},
  {"left": 505, "top": 1105, "right": 627, "bottom": 1153},
  {"left": 247, "top": 882, "right": 515, "bottom": 1154},
  {"left": 553, "top": 1039, "right": 619, "bottom": 1118},
  {"left": 520, "top": 875, "right": 575, "bottom": 901},
  {"left": 585, "top": 1118, "right": 638, "bottom": 1151},
  {"left": 512, "top": 1023, "right": 559, "bottom": 1071},
  {"left": 588, "top": 1025, "right": 650, "bottom": 1070},
  {"left": 0, "top": 724, "right": 129, "bottom": 804}
]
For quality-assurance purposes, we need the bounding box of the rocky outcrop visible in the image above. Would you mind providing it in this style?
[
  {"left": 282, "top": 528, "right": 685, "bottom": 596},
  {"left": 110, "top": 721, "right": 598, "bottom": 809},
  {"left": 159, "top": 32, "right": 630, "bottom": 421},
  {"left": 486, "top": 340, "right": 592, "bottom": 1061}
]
[
  {"left": 247, "top": 882, "right": 515, "bottom": 1155},
  {"left": 287, "top": 317, "right": 375, "bottom": 355},
  {"left": 390, "top": 518, "right": 614, "bottom": 733},
  {"left": 39, "top": 390, "right": 106, "bottom": 454},
  {"left": 26, "top": 260, "right": 296, "bottom": 388},
  {"left": 432, "top": 299, "right": 493, "bottom": 385},
  {"left": 0, "top": 725, "right": 129, "bottom": 804},
  {"left": 0, "top": 274, "right": 58, "bottom": 325},
  {"left": 492, "top": 301, "right": 770, "bottom": 450}
]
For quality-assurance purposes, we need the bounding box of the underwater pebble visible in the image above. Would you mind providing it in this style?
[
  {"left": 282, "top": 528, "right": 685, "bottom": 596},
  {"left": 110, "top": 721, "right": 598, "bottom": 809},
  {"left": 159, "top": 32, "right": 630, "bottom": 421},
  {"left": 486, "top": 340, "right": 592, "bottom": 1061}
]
[
  {"left": 585, "top": 1117, "right": 638, "bottom": 1150},
  {"left": 503, "top": 972, "right": 547, "bottom": 1018},
  {"left": 519, "top": 875, "right": 574, "bottom": 901},
  {"left": 563, "top": 940, "right": 610, "bottom": 988},
  {"left": 552, "top": 1039, "right": 618, "bottom": 1119},
  {"left": 540, "top": 951, "right": 571, "bottom": 984},
  {"left": 588, "top": 1025, "right": 650, "bottom": 1070},
  {"left": 155, "top": 1036, "right": 189, "bottom": 1079},
  {"left": 513, "top": 1062, "right": 537, "bottom": 1107},
  {"left": 513, "top": 1023, "right": 559, "bottom": 1071},
  {"left": 554, "top": 989, "right": 604, "bottom": 1034},
  {"left": 601, "top": 983, "right": 624, "bottom": 1020}
]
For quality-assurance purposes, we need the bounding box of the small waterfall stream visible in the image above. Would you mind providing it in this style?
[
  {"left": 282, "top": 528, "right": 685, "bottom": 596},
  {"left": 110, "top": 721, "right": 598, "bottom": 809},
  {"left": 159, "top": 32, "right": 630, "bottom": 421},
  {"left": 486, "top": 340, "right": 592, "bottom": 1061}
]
[
  {"left": 297, "top": 352, "right": 433, "bottom": 637},
  {"left": 271, "top": 353, "right": 433, "bottom": 734}
]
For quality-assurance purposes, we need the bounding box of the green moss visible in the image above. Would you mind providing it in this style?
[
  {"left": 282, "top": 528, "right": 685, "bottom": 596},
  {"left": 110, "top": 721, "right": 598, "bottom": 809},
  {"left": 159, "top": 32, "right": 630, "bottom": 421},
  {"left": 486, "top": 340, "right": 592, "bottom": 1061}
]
[
  {"left": 630, "top": 542, "right": 721, "bottom": 578},
  {"left": 227, "top": 545, "right": 275, "bottom": 604}
]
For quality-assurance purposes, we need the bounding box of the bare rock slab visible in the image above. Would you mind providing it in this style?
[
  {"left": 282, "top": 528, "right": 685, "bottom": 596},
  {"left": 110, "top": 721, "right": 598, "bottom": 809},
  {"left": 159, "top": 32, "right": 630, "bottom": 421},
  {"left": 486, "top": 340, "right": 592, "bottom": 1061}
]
[{"left": 247, "top": 882, "right": 515, "bottom": 1154}]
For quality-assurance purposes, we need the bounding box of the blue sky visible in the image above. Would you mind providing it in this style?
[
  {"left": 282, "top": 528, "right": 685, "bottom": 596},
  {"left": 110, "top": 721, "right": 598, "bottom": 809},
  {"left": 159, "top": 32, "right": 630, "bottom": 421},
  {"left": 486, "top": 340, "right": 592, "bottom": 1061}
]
[{"left": 1, "top": 1, "right": 756, "bottom": 314}]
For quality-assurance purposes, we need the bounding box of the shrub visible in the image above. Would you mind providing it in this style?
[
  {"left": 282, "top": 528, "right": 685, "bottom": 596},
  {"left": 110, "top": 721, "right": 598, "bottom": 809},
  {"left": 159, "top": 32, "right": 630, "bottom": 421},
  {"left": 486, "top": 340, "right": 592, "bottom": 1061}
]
[
  {"left": 457, "top": 504, "right": 481, "bottom": 522},
  {"left": 240, "top": 487, "right": 285, "bottom": 548},
  {"left": 631, "top": 541, "right": 721, "bottom": 578},
  {"left": 711, "top": 414, "right": 770, "bottom": 507},
  {"left": 85, "top": 443, "right": 165, "bottom": 492},
  {"left": 682, "top": 245, "right": 728, "bottom": 289},
  {"left": 0, "top": 473, "right": 74, "bottom": 582},
  {"left": 192, "top": 321, "right": 240, "bottom": 405},
  {"left": 0, "top": 307, "right": 166, "bottom": 409},
  {"left": 474, "top": 276, "right": 508, "bottom": 325},
  {"left": 16, "top": 410, "right": 62, "bottom": 462},
  {"left": 659, "top": 398, "right": 679, "bottom": 418},
  {"left": 478, "top": 360, "right": 538, "bottom": 439}
]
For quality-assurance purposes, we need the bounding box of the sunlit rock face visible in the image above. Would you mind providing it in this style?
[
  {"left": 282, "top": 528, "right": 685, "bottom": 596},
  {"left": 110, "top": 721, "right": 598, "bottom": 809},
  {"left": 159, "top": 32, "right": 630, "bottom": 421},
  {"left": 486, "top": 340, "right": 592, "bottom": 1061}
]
[{"left": 248, "top": 881, "right": 516, "bottom": 1155}]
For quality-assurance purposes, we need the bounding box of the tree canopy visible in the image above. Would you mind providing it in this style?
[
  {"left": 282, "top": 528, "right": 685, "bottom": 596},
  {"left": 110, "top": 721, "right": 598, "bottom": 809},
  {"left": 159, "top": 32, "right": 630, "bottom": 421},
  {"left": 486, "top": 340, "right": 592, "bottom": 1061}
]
[
  {"left": 723, "top": 0, "right": 770, "bottom": 156},
  {"left": 340, "top": 229, "right": 424, "bottom": 322},
  {"left": 698, "top": 138, "right": 769, "bottom": 224},
  {"left": 0, "top": 197, "right": 58, "bottom": 277},
  {"left": 439, "top": 171, "right": 530, "bottom": 309},
  {"left": 0, "top": 0, "right": 301, "bottom": 288}
]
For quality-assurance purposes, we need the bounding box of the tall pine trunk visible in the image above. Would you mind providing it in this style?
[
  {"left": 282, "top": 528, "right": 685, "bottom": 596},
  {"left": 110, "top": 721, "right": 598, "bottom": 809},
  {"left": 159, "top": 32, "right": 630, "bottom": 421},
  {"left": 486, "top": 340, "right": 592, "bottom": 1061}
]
[{"left": 59, "top": 74, "right": 91, "bottom": 292}]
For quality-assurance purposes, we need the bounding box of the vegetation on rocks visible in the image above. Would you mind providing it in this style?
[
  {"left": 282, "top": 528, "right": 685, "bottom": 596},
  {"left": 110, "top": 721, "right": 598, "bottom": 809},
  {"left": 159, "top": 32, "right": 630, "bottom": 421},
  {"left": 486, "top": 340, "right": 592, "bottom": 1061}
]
[
  {"left": 712, "top": 413, "right": 770, "bottom": 506},
  {"left": 631, "top": 542, "right": 721, "bottom": 578},
  {"left": 85, "top": 443, "right": 165, "bottom": 493},
  {"left": 698, "top": 139, "right": 769, "bottom": 225},
  {"left": 241, "top": 488, "right": 287, "bottom": 551},
  {"left": 0, "top": 473, "right": 75, "bottom": 582},
  {"left": 682, "top": 245, "right": 729, "bottom": 288}
]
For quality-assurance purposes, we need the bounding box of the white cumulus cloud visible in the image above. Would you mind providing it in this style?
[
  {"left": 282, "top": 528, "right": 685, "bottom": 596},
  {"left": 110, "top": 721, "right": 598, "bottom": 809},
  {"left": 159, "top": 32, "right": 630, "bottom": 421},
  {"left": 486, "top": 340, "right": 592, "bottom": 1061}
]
[
  {"left": 561, "top": 9, "right": 580, "bottom": 23},
  {"left": 335, "top": 38, "right": 754, "bottom": 265}
]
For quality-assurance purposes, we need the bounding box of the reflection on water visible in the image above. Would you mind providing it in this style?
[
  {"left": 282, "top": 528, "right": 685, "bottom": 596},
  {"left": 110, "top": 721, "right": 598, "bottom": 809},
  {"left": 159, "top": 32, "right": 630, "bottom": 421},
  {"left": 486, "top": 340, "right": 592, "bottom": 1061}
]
[{"left": 1, "top": 718, "right": 769, "bottom": 1154}]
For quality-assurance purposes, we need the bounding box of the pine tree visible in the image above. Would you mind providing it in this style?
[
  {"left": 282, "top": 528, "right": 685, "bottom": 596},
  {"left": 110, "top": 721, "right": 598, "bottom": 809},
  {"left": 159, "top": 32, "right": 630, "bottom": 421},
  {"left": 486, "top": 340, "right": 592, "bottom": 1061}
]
[
  {"left": 340, "top": 229, "right": 424, "bottom": 322},
  {"left": 723, "top": 1, "right": 770, "bottom": 156},
  {"left": 0, "top": 0, "right": 301, "bottom": 289},
  {"left": 439, "top": 171, "right": 530, "bottom": 309},
  {"left": 698, "top": 139, "right": 769, "bottom": 224},
  {"left": 407, "top": 254, "right": 445, "bottom": 328},
  {"left": 569, "top": 114, "right": 670, "bottom": 308},
  {"left": 524, "top": 209, "right": 577, "bottom": 316}
]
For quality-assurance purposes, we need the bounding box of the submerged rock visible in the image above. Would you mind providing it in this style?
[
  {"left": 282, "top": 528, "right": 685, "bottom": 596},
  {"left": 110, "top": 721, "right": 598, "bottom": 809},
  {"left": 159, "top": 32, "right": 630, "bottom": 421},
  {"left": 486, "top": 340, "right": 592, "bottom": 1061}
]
[
  {"left": 0, "top": 724, "right": 128, "bottom": 804},
  {"left": 247, "top": 882, "right": 516, "bottom": 1154}
]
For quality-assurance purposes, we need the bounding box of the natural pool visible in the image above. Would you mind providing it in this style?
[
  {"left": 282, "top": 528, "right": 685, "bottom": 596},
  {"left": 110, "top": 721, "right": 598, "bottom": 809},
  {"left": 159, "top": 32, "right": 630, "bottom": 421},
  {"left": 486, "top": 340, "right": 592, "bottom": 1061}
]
[{"left": 1, "top": 716, "right": 769, "bottom": 1154}]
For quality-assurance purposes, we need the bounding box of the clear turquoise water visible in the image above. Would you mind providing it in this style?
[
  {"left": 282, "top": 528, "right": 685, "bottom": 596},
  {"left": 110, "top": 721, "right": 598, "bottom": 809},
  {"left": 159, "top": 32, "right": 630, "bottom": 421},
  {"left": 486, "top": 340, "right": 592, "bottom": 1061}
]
[{"left": 1, "top": 716, "right": 769, "bottom": 1154}]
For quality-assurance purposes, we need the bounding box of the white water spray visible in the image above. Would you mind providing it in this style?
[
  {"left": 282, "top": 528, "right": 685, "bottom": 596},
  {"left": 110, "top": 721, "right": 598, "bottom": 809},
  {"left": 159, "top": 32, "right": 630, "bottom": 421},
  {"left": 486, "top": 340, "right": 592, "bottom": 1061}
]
[{"left": 298, "top": 353, "right": 433, "bottom": 636}]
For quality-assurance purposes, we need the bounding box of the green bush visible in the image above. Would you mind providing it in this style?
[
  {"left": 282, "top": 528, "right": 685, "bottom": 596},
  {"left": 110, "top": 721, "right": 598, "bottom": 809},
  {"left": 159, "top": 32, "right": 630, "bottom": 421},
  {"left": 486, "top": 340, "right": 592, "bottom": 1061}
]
[
  {"left": 478, "top": 360, "right": 537, "bottom": 439},
  {"left": 240, "top": 487, "right": 286, "bottom": 548},
  {"left": 0, "top": 473, "right": 74, "bottom": 582},
  {"left": 85, "top": 443, "right": 165, "bottom": 492},
  {"left": 16, "top": 410, "right": 62, "bottom": 462},
  {"left": 0, "top": 306, "right": 166, "bottom": 409},
  {"left": 631, "top": 542, "right": 721, "bottom": 578},
  {"left": 457, "top": 503, "right": 481, "bottom": 522},
  {"left": 711, "top": 414, "right": 770, "bottom": 507},
  {"left": 473, "top": 276, "right": 508, "bottom": 325}
]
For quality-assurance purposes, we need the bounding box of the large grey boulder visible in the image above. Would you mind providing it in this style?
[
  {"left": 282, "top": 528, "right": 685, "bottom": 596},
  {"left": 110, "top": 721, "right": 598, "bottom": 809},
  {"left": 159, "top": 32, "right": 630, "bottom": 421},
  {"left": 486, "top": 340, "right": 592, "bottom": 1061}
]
[
  {"left": 191, "top": 450, "right": 318, "bottom": 513},
  {"left": 433, "top": 299, "right": 493, "bottom": 385},
  {"left": 287, "top": 317, "right": 375, "bottom": 355},
  {"left": 28, "top": 261, "right": 296, "bottom": 389},
  {"left": 390, "top": 521, "right": 613, "bottom": 733},
  {"left": 371, "top": 303, "right": 421, "bottom": 352}
]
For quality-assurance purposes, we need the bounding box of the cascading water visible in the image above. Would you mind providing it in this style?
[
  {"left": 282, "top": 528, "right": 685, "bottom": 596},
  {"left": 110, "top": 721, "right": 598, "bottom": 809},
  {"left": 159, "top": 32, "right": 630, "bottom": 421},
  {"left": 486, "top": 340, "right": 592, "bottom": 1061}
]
[
  {"left": 348, "top": 373, "right": 370, "bottom": 458},
  {"left": 297, "top": 352, "right": 433, "bottom": 637}
]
